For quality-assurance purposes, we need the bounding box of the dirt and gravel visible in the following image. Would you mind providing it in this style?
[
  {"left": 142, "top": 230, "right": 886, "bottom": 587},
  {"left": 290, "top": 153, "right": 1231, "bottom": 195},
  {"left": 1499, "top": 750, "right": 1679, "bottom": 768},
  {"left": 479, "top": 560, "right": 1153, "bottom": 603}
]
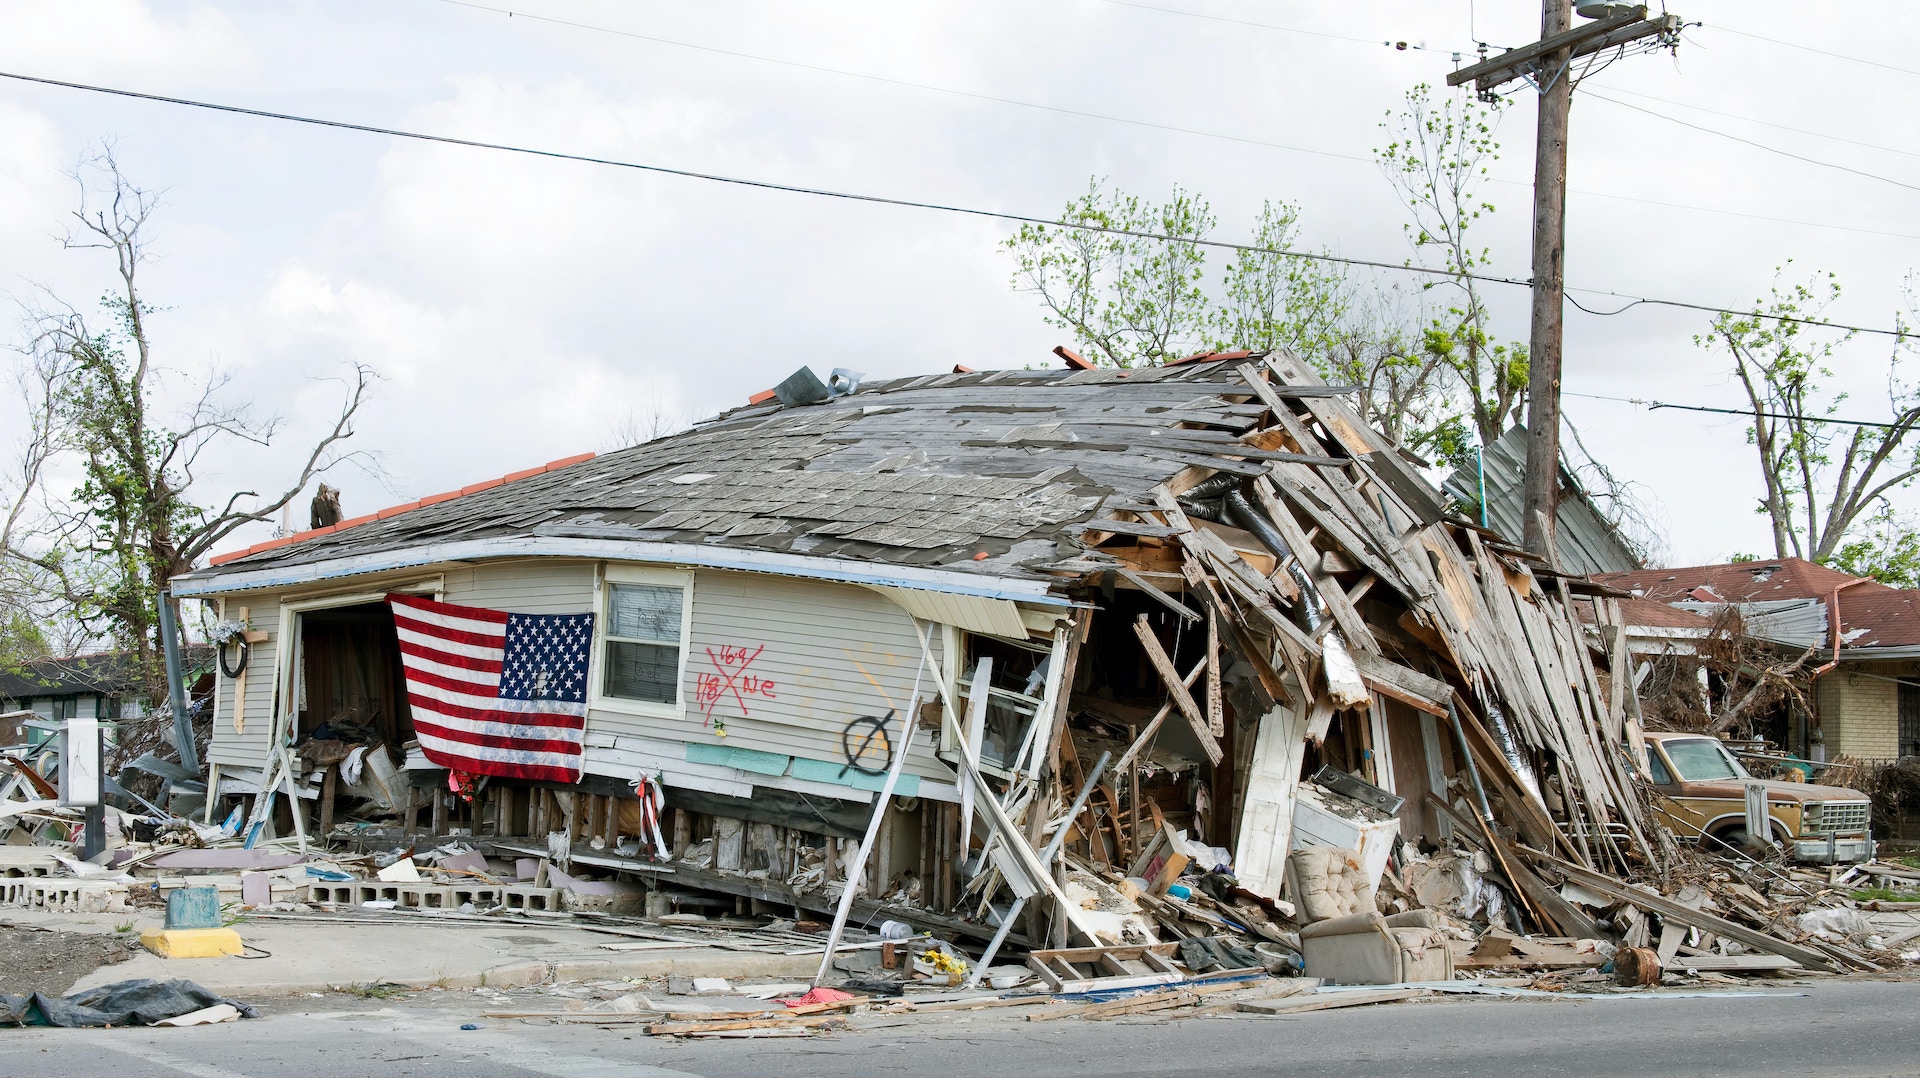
[{"left": 0, "top": 922, "right": 139, "bottom": 996}]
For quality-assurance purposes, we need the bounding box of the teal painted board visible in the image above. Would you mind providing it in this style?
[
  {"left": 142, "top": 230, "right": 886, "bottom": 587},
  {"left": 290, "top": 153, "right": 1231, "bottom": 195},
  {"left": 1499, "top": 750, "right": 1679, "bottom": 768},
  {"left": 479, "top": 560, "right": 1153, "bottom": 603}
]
[
  {"left": 789, "top": 756, "right": 920, "bottom": 798},
  {"left": 684, "top": 742, "right": 792, "bottom": 777}
]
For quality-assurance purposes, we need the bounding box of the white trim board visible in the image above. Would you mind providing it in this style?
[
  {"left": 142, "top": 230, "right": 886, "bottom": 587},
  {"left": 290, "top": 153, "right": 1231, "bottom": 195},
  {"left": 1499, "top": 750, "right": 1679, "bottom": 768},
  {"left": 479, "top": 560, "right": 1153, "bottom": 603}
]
[{"left": 174, "top": 537, "right": 1071, "bottom": 606}]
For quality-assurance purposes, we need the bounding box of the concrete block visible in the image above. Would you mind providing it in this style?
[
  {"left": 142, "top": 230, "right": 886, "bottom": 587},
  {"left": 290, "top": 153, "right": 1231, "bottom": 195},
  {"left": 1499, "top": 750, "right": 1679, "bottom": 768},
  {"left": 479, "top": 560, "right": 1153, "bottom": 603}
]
[
  {"left": 141, "top": 926, "right": 245, "bottom": 958},
  {"left": 559, "top": 890, "right": 645, "bottom": 915},
  {"left": 1, "top": 878, "right": 131, "bottom": 913},
  {"left": 500, "top": 885, "right": 561, "bottom": 912}
]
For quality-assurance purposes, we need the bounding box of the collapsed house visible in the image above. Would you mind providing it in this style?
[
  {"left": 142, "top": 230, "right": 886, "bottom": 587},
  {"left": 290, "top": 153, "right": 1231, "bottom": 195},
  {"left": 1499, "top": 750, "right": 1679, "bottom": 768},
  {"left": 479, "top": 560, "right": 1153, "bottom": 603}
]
[{"left": 152, "top": 350, "right": 1665, "bottom": 953}]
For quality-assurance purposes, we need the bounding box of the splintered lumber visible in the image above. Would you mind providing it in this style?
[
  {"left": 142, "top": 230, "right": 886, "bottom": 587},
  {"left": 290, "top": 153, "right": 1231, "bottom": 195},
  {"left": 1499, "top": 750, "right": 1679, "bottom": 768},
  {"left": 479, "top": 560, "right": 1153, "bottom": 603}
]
[
  {"left": 1132, "top": 614, "right": 1223, "bottom": 765},
  {"left": 1350, "top": 653, "right": 1452, "bottom": 717},
  {"left": 1237, "top": 988, "right": 1427, "bottom": 1014},
  {"left": 1027, "top": 978, "right": 1265, "bottom": 1022},
  {"left": 1527, "top": 851, "right": 1840, "bottom": 972},
  {"left": 1669, "top": 954, "right": 1800, "bottom": 973},
  {"left": 1205, "top": 607, "right": 1225, "bottom": 737},
  {"left": 646, "top": 1015, "right": 839, "bottom": 1036}
]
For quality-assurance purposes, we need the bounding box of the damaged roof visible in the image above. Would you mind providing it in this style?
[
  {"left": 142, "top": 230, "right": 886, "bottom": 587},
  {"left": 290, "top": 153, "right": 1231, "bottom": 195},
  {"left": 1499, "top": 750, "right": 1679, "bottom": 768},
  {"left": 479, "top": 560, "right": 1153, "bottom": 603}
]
[
  {"left": 1595, "top": 558, "right": 1920, "bottom": 652},
  {"left": 182, "top": 359, "right": 1322, "bottom": 588}
]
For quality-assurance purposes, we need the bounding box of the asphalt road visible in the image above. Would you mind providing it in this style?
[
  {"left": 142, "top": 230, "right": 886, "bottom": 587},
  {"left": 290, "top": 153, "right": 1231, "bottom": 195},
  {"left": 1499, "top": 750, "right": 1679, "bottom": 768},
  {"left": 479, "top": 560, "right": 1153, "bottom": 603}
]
[{"left": 5, "top": 980, "right": 1918, "bottom": 1078}]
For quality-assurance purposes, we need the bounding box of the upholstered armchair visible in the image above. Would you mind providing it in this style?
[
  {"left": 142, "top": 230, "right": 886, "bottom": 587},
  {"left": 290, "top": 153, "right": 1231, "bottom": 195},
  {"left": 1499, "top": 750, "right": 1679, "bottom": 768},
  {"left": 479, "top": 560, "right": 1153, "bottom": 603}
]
[{"left": 1285, "top": 845, "right": 1453, "bottom": 985}]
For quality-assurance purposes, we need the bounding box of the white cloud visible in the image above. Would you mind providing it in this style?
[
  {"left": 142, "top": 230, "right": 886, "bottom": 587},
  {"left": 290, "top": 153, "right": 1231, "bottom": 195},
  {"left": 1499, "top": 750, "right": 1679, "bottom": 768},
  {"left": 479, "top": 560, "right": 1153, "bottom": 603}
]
[{"left": 0, "top": 0, "right": 253, "bottom": 84}]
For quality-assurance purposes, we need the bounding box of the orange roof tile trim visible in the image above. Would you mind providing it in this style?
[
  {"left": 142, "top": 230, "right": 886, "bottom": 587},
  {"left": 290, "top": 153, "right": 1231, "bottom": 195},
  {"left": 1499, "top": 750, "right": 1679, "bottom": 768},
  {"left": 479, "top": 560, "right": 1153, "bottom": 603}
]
[{"left": 206, "top": 452, "right": 596, "bottom": 568}]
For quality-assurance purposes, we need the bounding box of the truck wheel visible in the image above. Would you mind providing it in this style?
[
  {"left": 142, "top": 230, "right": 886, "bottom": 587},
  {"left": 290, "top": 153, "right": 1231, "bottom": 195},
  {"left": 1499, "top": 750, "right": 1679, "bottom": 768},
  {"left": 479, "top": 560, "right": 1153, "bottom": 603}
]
[{"left": 1714, "top": 826, "right": 1782, "bottom": 858}]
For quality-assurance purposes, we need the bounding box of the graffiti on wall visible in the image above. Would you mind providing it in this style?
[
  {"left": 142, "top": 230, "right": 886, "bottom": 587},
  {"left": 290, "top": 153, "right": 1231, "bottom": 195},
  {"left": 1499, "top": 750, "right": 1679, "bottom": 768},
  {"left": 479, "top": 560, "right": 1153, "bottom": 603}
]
[{"left": 696, "top": 643, "right": 777, "bottom": 726}]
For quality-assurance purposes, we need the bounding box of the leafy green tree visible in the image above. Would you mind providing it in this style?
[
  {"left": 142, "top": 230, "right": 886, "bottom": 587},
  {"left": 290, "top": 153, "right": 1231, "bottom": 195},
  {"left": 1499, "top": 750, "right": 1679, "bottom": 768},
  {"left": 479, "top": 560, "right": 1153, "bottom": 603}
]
[
  {"left": 1376, "top": 83, "right": 1528, "bottom": 453},
  {"left": 1004, "top": 178, "right": 1214, "bottom": 368},
  {"left": 1004, "top": 182, "right": 1465, "bottom": 459},
  {"left": 1699, "top": 266, "right": 1920, "bottom": 576}
]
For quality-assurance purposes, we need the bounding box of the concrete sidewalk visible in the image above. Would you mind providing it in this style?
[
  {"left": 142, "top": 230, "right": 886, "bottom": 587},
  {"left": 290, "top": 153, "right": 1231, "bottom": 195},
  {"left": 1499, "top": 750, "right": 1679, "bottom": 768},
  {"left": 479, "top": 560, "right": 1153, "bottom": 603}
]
[{"left": 7, "top": 907, "right": 820, "bottom": 997}]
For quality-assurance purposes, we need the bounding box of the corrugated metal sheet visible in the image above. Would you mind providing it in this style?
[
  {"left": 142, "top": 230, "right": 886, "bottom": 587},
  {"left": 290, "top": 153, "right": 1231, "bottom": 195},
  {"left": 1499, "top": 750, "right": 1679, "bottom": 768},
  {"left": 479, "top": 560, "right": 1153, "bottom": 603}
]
[
  {"left": 1674, "top": 597, "right": 1829, "bottom": 648},
  {"left": 1442, "top": 424, "right": 1640, "bottom": 576}
]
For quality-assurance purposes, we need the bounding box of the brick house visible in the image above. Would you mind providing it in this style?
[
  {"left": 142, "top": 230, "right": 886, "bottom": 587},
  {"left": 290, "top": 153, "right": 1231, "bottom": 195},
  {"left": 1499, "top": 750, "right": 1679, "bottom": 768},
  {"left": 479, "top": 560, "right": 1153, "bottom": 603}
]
[{"left": 1594, "top": 559, "right": 1920, "bottom": 762}]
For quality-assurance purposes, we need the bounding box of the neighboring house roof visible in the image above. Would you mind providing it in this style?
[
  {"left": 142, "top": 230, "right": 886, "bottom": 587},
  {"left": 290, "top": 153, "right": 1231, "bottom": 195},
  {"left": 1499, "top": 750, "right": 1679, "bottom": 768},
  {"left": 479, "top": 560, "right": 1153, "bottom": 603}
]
[
  {"left": 1614, "top": 597, "right": 1716, "bottom": 631},
  {"left": 1594, "top": 558, "right": 1920, "bottom": 652},
  {"left": 0, "top": 646, "right": 213, "bottom": 701},
  {"left": 176, "top": 359, "right": 1323, "bottom": 595},
  {"left": 1441, "top": 424, "right": 1641, "bottom": 577}
]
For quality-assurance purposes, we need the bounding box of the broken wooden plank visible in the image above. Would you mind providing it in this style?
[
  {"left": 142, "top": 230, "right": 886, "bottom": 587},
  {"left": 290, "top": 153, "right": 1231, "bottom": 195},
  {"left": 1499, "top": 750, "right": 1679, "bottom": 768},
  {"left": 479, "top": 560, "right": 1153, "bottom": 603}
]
[
  {"left": 1205, "top": 607, "right": 1225, "bottom": 738},
  {"left": 1132, "top": 614, "right": 1222, "bottom": 766},
  {"left": 1237, "top": 988, "right": 1427, "bottom": 1014},
  {"left": 1669, "top": 954, "right": 1800, "bottom": 973},
  {"left": 645, "top": 1015, "right": 839, "bottom": 1035},
  {"left": 1351, "top": 652, "right": 1452, "bottom": 717}
]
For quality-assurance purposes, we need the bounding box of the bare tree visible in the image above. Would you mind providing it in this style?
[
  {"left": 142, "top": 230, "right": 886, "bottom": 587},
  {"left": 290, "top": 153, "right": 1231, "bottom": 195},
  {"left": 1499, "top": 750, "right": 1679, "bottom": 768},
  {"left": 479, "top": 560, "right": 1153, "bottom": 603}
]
[
  {"left": 2, "top": 146, "right": 376, "bottom": 706},
  {"left": 1699, "top": 267, "right": 1920, "bottom": 577}
]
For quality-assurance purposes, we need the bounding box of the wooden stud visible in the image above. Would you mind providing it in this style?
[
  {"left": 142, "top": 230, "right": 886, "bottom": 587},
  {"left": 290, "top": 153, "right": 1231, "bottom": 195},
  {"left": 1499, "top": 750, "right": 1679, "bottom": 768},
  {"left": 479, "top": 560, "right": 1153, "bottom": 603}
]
[{"left": 318, "top": 765, "right": 338, "bottom": 838}]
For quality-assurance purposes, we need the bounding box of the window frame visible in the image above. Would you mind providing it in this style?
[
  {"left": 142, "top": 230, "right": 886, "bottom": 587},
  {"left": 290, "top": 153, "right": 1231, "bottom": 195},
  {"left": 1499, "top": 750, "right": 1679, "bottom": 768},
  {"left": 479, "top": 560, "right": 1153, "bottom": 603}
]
[{"left": 590, "top": 564, "right": 695, "bottom": 720}]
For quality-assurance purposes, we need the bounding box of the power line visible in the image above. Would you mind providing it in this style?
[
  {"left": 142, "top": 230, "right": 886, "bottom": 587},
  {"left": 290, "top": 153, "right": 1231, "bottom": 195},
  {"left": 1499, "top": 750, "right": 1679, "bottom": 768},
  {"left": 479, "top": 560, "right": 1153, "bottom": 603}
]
[
  {"left": 432, "top": 0, "right": 1376, "bottom": 167},
  {"left": 1090, "top": 0, "right": 1454, "bottom": 52},
  {"left": 1707, "top": 23, "right": 1920, "bottom": 79},
  {"left": 1565, "top": 390, "right": 1912, "bottom": 430},
  {"left": 432, "top": 0, "right": 1916, "bottom": 244},
  {"left": 0, "top": 67, "right": 1908, "bottom": 341},
  {"left": 1599, "top": 86, "right": 1920, "bottom": 162},
  {"left": 1584, "top": 90, "right": 1920, "bottom": 194}
]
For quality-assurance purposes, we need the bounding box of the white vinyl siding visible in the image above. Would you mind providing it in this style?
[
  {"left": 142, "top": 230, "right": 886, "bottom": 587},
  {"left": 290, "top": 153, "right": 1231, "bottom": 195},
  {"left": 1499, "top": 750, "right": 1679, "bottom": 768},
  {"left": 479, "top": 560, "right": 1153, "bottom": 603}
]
[
  {"left": 198, "top": 558, "right": 959, "bottom": 790},
  {"left": 206, "top": 595, "right": 282, "bottom": 769}
]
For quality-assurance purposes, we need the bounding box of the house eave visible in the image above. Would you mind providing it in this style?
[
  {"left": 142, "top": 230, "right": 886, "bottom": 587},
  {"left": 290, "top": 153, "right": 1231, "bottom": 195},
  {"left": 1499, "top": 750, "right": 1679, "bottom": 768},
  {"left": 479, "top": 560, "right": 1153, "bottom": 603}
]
[{"left": 170, "top": 536, "right": 1073, "bottom": 607}]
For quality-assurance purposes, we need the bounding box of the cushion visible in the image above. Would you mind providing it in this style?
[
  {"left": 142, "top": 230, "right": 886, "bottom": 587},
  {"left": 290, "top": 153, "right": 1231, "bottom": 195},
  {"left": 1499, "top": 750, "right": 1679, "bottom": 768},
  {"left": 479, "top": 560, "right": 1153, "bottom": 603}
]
[{"left": 1287, "top": 846, "right": 1373, "bottom": 923}]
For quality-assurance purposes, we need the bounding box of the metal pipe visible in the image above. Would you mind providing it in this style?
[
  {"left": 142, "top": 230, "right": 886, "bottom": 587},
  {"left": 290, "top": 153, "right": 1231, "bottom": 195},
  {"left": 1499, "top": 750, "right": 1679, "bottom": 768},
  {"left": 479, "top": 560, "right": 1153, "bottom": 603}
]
[
  {"left": 1446, "top": 698, "right": 1495, "bottom": 824},
  {"left": 1476, "top": 442, "right": 1489, "bottom": 527},
  {"left": 1224, "top": 489, "right": 1368, "bottom": 707},
  {"left": 156, "top": 590, "right": 199, "bottom": 773}
]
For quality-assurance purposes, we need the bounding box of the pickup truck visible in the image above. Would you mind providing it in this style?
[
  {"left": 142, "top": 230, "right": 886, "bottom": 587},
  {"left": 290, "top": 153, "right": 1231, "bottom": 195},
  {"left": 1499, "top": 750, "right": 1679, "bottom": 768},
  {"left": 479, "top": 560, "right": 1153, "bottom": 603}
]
[{"left": 1643, "top": 731, "right": 1874, "bottom": 864}]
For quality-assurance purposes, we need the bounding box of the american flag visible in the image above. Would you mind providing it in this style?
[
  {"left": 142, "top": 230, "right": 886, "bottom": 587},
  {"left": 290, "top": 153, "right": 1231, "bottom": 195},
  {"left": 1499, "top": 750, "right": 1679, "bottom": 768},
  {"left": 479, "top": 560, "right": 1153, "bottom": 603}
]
[{"left": 388, "top": 593, "right": 594, "bottom": 784}]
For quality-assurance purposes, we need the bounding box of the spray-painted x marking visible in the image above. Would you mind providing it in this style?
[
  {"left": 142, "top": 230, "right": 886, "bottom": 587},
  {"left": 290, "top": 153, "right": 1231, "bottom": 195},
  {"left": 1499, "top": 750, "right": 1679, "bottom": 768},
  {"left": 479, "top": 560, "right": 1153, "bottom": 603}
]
[{"left": 701, "top": 643, "right": 766, "bottom": 720}]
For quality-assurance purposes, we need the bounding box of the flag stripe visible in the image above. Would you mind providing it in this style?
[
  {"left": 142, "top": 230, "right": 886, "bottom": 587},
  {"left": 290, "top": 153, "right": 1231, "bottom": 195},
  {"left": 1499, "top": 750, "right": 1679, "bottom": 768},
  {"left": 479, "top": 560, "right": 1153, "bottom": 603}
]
[
  {"left": 387, "top": 592, "right": 590, "bottom": 784},
  {"left": 413, "top": 717, "right": 584, "bottom": 757},
  {"left": 393, "top": 612, "right": 509, "bottom": 654},
  {"left": 397, "top": 636, "right": 503, "bottom": 674},
  {"left": 390, "top": 592, "right": 510, "bottom": 626},
  {"left": 406, "top": 688, "right": 587, "bottom": 731}
]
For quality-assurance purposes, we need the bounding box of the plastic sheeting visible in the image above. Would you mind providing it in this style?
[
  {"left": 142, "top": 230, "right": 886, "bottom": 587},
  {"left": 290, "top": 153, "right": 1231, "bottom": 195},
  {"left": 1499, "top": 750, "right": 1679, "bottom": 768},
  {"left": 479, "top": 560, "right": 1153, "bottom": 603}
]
[{"left": 0, "top": 978, "right": 260, "bottom": 1028}]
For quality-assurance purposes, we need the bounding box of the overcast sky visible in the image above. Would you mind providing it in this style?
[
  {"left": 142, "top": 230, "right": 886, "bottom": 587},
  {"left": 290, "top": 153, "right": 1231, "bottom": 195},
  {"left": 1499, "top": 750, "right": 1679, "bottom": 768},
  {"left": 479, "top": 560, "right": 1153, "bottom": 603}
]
[{"left": 2, "top": 0, "right": 1915, "bottom": 568}]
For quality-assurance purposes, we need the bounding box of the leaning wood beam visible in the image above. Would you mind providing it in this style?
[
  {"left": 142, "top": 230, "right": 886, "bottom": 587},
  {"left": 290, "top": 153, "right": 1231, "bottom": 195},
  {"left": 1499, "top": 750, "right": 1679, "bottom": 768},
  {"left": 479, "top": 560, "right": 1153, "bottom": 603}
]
[
  {"left": 1113, "top": 658, "right": 1208, "bottom": 772},
  {"left": 1205, "top": 607, "right": 1224, "bottom": 738},
  {"left": 1132, "top": 615, "right": 1222, "bottom": 765}
]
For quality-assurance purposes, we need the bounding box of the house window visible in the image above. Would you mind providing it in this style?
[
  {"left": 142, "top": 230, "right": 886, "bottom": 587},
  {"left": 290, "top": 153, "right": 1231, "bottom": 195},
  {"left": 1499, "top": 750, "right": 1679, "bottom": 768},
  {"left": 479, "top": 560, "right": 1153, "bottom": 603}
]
[
  {"left": 48, "top": 697, "right": 73, "bottom": 722},
  {"left": 1899, "top": 682, "right": 1920, "bottom": 759},
  {"left": 600, "top": 575, "right": 688, "bottom": 707}
]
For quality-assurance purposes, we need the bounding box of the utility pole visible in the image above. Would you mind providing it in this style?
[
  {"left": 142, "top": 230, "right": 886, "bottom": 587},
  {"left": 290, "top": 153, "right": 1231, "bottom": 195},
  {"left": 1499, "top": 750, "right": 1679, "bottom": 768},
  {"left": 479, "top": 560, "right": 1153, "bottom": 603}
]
[{"left": 1447, "top": 3, "right": 1680, "bottom": 565}]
